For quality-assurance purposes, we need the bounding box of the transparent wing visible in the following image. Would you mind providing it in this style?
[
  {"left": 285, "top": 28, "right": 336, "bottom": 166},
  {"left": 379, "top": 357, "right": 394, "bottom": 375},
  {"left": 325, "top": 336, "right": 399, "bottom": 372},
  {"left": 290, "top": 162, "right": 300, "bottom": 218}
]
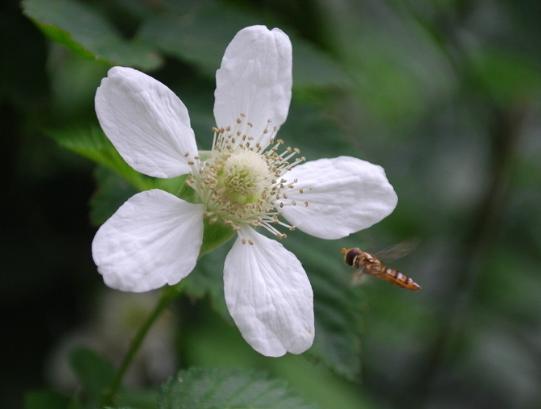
[
  {"left": 373, "top": 239, "right": 419, "bottom": 262},
  {"left": 351, "top": 269, "right": 368, "bottom": 286}
]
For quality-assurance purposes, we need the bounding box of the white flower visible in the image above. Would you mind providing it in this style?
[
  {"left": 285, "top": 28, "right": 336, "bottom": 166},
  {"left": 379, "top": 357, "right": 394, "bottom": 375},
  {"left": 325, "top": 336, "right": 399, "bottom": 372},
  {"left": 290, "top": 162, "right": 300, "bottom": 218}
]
[{"left": 92, "top": 25, "right": 398, "bottom": 357}]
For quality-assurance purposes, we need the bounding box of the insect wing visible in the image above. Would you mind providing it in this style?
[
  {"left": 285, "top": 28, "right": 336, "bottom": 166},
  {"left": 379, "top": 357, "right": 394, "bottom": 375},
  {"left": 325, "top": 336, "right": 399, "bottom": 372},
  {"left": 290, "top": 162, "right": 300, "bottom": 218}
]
[
  {"left": 351, "top": 269, "right": 369, "bottom": 286},
  {"left": 373, "top": 240, "right": 419, "bottom": 262}
]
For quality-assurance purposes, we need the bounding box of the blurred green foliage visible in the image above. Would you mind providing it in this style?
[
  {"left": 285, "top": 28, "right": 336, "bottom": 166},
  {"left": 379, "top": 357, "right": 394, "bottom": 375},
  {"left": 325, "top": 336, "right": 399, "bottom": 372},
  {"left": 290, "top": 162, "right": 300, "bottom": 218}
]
[
  {"left": 159, "top": 368, "right": 316, "bottom": 409},
  {"left": 2, "top": 0, "right": 541, "bottom": 408},
  {"left": 22, "top": 0, "right": 161, "bottom": 69}
]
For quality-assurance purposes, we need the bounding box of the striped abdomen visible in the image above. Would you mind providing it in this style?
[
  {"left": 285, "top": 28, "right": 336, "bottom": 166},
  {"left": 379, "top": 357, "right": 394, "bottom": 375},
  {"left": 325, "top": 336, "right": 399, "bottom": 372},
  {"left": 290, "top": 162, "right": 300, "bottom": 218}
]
[{"left": 377, "top": 267, "right": 421, "bottom": 291}]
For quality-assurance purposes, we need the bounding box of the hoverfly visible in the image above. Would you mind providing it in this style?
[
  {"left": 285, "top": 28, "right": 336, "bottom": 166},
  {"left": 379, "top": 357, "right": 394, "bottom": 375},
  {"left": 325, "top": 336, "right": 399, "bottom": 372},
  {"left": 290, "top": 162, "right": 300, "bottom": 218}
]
[{"left": 340, "top": 245, "right": 421, "bottom": 291}]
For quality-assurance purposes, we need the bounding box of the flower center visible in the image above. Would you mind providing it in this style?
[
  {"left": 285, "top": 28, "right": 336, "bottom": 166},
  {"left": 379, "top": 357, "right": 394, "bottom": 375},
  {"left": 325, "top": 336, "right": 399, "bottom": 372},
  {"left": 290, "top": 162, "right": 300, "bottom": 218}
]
[
  {"left": 188, "top": 114, "right": 306, "bottom": 238},
  {"left": 219, "top": 151, "right": 271, "bottom": 205}
]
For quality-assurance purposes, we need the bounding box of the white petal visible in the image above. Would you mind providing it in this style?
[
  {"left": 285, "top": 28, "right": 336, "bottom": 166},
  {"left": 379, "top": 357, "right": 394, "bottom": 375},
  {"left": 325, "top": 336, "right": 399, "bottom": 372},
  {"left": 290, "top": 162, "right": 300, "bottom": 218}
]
[
  {"left": 279, "top": 156, "right": 398, "bottom": 239},
  {"left": 224, "top": 228, "right": 314, "bottom": 357},
  {"left": 214, "top": 25, "right": 292, "bottom": 149},
  {"left": 92, "top": 189, "right": 204, "bottom": 292},
  {"left": 95, "top": 67, "right": 198, "bottom": 178}
]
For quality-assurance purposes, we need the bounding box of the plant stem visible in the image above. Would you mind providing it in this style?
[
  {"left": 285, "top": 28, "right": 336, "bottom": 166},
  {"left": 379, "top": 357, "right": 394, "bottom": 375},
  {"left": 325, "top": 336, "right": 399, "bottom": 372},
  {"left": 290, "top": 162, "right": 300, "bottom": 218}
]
[{"left": 101, "top": 285, "right": 182, "bottom": 407}]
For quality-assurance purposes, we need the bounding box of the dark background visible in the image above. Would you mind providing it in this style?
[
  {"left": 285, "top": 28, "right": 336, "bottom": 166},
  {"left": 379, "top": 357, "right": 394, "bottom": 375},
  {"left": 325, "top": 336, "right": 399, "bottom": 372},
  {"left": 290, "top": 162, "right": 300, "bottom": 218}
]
[{"left": 2, "top": 0, "right": 541, "bottom": 408}]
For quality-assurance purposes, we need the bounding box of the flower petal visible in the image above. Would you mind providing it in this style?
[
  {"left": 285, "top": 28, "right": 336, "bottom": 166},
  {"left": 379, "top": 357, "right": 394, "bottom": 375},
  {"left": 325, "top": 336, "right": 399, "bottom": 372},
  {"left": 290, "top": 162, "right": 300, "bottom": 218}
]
[
  {"left": 278, "top": 156, "right": 398, "bottom": 239},
  {"left": 224, "top": 227, "right": 314, "bottom": 357},
  {"left": 214, "top": 25, "right": 292, "bottom": 149},
  {"left": 92, "top": 189, "right": 204, "bottom": 292},
  {"left": 95, "top": 67, "right": 198, "bottom": 178}
]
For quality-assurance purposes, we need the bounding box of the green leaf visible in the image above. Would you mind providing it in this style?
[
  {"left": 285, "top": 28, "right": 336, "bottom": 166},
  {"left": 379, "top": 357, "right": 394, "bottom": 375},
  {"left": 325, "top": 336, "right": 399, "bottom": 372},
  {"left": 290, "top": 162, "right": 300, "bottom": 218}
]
[
  {"left": 159, "top": 368, "right": 317, "bottom": 409},
  {"left": 48, "top": 127, "right": 153, "bottom": 191},
  {"left": 139, "top": 3, "right": 347, "bottom": 89},
  {"left": 22, "top": 0, "right": 161, "bottom": 70},
  {"left": 105, "top": 407, "right": 135, "bottom": 409},
  {"left": 70, "top": 347, "right": 116, "bottom": 404},
  {"left": 24, "top": 390, "right": 70, "bottom": 409},
  {"left": 200, "top": 220, "right": 235, "bottom": 256},
  {"left": 286, "top": 233, "right": 364, "bottom": 380},
  {"left": 49, "top": 127, "right": 190, "bottom": 195},
  {"left": 116, "top": 389, "right": 160, "bottom": 409}
]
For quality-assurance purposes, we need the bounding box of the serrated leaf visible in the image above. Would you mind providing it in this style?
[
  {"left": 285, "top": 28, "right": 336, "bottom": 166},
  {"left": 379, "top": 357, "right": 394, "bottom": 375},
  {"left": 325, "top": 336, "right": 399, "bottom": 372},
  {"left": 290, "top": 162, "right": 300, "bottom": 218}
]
[
  {"left": 160, "top": 368, "right": 317, "bottom": 409},
  {"left": 139, "top": 3, "right": 347, "bottom": 89},
  {"left": 70, "top": 347, "right": 115, "bottom": 404},
  {"left": 24, "top": 390, "right": 70, "bottom": 409},
  {"left": 22, "top": 0, "right": 161, "bottom": 70}
]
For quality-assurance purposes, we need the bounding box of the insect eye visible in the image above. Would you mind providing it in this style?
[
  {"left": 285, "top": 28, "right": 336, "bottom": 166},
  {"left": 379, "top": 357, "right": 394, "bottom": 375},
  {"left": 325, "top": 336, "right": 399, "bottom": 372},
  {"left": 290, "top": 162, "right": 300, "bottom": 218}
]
[{"left": 345, "top": 250, "right": 357, "bottom": 266}]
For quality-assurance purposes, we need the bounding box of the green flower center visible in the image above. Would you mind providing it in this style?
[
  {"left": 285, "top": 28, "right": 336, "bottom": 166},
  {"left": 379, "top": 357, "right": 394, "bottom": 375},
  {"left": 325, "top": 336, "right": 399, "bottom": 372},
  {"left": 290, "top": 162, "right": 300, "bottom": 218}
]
[{"left": 219, "top": 151, "right": 271, "bottom": 205}]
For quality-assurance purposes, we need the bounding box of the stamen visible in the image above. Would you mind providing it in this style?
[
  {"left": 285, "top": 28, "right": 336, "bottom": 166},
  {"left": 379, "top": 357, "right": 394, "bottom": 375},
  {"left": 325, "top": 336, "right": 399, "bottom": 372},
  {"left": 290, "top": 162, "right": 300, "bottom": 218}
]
[{"left": 190, "top": 115, "right": 307, "bottom": 238}]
